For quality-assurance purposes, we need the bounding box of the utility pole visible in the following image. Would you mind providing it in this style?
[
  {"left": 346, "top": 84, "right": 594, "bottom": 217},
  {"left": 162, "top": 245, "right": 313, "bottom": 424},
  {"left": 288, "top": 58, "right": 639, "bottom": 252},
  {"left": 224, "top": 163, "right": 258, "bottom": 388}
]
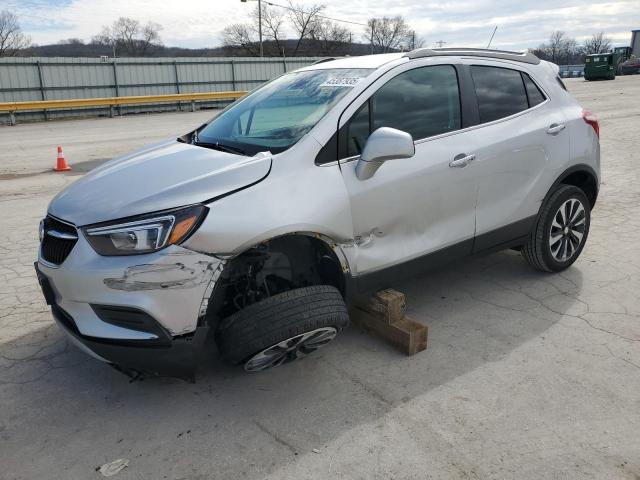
[
  {"left": 241, "top": 0, "right": 263, "bottom": 57},
  {"left": 435, "top": 40, "right": 447, "bottom": 48},
  {"left": 370, "top": 22, "right": 374, "bottom": 54},
  {"left": 258, "top": 0, "right": 263, "bottom": 57},
  {"left": 244, "top": 1, "right": 368, "bottom": 57}
]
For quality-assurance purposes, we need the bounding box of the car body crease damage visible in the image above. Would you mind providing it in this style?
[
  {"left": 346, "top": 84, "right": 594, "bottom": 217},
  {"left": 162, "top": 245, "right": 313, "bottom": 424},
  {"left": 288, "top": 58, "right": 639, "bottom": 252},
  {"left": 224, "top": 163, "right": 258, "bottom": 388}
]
[{"left": 104, "top": 255, "right": 220, "bottom": 291}]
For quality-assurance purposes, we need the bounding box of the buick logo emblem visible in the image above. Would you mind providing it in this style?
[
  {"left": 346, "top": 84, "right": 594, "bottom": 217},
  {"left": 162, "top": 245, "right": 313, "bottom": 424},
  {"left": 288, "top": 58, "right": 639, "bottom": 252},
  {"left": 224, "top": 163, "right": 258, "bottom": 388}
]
[{"left": 39, "top": 219, "right": 45, "bottom": 242}]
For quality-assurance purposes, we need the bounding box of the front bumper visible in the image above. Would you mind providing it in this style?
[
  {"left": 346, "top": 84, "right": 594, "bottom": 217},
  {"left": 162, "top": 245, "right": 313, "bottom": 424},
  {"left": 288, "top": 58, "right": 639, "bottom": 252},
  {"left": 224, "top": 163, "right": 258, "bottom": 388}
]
[
  {"left": 50, "top": 301, "right": 209, "bottom": 379},
  {"left": 36, "top": 232, "right": 224, "bottom": 378}
]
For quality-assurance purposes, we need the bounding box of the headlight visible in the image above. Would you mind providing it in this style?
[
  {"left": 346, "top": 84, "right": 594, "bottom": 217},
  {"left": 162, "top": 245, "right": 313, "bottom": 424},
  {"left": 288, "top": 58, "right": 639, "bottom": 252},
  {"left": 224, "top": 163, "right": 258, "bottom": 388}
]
[{"left": 83, "top": 205, "right": 207, "bottom": 256}]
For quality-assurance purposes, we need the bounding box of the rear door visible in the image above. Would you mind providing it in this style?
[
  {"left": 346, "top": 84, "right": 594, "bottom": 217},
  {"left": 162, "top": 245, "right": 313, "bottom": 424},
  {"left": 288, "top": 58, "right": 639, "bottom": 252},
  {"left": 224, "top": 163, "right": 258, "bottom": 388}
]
[{"left": 467, "top": 63, "right": 570, "bottom": 251}]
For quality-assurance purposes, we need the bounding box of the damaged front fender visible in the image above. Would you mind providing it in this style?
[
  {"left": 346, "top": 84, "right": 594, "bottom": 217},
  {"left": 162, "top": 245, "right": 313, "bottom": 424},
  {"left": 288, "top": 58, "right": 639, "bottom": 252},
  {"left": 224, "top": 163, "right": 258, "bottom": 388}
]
[{"left": 104, "top": 260, "right": 215, "bottom": 291}]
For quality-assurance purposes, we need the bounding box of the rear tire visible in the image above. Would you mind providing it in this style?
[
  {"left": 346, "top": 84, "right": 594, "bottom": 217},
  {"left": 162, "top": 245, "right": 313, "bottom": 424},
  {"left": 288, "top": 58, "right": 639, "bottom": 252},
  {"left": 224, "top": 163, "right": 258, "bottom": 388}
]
[
  {"left": 522, "top": 185, "right": 591, "bottom": 272},
  {"left": 216, "top": 285, "right": 349, "bottom": 371}
]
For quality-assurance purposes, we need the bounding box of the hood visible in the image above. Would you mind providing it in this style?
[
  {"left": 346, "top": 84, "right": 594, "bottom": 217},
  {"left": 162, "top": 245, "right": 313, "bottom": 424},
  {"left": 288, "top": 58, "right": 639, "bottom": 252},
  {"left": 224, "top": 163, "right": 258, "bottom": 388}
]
[{"left": 48, "top": 139, "right": 272, "bottom": 226}]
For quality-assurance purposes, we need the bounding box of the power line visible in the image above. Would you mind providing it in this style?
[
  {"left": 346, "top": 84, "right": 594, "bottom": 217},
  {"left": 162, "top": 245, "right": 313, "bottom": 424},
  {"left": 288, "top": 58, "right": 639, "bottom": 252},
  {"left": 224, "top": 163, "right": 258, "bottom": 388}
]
[{"left": 262, "top": 1, "right": 368, "bottom": 27}]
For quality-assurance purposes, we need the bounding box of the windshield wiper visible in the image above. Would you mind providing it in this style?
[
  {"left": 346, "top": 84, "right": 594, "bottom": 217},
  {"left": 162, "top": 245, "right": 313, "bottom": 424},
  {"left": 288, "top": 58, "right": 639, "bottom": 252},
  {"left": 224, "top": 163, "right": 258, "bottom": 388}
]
[{"left": 194, "top": 141, "right": 247, "bottom": 156}]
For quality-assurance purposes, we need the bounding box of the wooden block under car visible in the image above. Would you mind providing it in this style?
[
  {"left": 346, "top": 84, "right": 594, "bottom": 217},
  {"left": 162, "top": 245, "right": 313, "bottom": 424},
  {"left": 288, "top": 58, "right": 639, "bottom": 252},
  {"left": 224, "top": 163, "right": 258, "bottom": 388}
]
[{"left": 350, "top": 288, "right": 428, "bottom": 356}]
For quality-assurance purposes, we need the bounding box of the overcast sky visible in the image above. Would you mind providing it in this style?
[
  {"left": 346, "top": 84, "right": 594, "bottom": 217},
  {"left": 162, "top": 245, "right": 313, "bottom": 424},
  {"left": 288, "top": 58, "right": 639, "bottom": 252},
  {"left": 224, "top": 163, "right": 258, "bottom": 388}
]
[{"left": 5, "top": 0, "right": 639, "bottom": 50}]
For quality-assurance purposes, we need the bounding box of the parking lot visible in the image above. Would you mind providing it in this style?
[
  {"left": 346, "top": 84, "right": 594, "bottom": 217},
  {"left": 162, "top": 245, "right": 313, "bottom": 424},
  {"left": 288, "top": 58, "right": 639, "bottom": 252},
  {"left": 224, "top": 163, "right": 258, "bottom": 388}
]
[{"left": 1, "top": 76, "right": 639, "bottom": 479}]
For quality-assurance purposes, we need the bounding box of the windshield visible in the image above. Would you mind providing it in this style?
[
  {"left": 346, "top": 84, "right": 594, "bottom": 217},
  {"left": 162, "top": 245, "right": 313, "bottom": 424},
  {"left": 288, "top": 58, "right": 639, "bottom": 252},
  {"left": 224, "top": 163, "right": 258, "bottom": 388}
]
[{"left": 196, "top": 68, "right": 373, "bottom": 156}]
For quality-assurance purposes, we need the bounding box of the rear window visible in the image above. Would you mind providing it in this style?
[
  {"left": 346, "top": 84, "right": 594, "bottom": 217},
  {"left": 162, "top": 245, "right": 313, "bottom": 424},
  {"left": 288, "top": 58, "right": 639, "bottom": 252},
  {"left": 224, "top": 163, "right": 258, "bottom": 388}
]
[{"left": 471, "top": 66, "right": 529, "bottom": 123}]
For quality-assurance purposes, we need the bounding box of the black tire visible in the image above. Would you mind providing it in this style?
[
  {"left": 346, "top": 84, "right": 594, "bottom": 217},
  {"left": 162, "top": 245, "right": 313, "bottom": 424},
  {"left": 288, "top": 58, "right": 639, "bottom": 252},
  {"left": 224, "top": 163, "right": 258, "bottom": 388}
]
[
  {"left": 522, "top": 185, "right": 591, "bottom": 272},
  {"left": 215, "top": 285, "right": 349, "bottom": 370}
]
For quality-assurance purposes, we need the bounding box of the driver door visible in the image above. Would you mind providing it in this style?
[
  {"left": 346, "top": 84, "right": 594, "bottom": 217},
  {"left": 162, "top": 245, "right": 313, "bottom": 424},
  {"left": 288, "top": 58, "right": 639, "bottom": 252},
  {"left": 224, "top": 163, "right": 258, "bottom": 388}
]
[{"left": 338, "top": 63, "right": 478, "bottom": 282}]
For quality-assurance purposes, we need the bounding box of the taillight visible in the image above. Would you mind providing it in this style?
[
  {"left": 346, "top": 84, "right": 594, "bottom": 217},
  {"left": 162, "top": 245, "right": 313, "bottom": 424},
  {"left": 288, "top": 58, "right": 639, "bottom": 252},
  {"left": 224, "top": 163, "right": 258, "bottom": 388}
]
[{"left": 582, "top": 109, "right": 599, "bottom": 138}]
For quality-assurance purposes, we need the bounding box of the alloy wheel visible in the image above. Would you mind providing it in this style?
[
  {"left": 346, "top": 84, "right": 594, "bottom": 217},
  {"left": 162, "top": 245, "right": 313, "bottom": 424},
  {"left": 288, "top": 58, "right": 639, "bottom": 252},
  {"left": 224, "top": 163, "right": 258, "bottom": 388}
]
[
  {"left": 244, "top": 327, "right": 337, "bottom": 372},
  {"left": 549, "top": 198, "right": 586, "bottom": 262}
]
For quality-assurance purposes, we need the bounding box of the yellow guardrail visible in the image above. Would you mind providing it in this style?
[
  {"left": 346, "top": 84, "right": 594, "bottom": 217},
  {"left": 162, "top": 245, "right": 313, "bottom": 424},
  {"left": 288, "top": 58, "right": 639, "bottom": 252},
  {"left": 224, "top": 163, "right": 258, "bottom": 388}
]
[{"left": 0, "top": 90, "right": 248, "bottom": 124}]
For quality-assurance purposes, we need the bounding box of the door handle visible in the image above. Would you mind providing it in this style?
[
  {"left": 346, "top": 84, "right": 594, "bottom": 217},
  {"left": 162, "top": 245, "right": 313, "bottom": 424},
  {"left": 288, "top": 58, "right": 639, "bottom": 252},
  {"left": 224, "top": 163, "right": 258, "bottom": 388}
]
[
  {"left": 449, "top": 153, "right": 475, "bottom": 168},
  {"left": 546, "top": 123, "right": 566, "bottom": 135}
]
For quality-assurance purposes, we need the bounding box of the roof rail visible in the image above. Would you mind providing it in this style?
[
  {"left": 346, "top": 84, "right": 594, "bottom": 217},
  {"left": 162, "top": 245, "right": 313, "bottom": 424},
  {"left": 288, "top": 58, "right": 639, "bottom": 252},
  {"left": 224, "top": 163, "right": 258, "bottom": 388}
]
[
  {"left": 312, "top": 57, "right": 337, "bottom": 65},
  {"left": 403, "top": 48, "right": 540, "bottom": 65}
]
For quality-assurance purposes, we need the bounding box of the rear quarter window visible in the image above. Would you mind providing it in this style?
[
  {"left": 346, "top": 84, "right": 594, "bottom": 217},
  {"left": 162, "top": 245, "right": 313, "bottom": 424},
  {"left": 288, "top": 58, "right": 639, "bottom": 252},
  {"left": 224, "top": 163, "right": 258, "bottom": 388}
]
[
  {"left": 471, "top": 65, "right": 529, "bottom": 123},
  {"left": 522, "top": 73, "right": 546, "bottom": 107},
  {"left": 556, "top": 76, "right": 567, "bottom": 91}
]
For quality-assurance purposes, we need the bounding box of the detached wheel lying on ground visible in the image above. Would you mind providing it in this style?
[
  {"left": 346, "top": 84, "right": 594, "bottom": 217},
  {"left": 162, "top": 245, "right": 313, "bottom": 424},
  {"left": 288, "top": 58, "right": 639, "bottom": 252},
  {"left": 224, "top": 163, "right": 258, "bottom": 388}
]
[
  {"left": 522, "top": 184, "right": 591, "bottom": 272},
  {"left": 216, "top": 285, "right": 349, "bottom": 371}
]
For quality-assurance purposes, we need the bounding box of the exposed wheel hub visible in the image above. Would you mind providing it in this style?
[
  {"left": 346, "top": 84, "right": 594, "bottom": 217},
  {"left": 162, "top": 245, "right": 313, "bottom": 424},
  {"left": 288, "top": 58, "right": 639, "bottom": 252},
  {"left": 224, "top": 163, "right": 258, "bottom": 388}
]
[{"left": 244, "top": 327, "right": 337, "bottom": 372}]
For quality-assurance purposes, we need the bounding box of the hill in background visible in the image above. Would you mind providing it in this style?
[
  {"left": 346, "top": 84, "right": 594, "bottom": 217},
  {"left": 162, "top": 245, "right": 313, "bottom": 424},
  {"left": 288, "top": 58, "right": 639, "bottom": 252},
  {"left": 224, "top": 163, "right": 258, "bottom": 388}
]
[{"left": 24, "top": 39, "right": 378, "bottom": 57}]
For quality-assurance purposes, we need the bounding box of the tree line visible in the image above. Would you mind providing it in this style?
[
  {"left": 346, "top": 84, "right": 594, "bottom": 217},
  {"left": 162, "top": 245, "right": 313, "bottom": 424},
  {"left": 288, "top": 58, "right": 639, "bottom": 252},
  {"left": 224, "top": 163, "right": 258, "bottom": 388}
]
[
  {"left": 221, "top": 2, "right": 424, "bottom": 56},
  {"left": 0, "top": 7, "right": 422, "bottom": 58},
  {"left": 533, "top": 30, "right": 614, "bottom": 64},
  {"left": 0, "top": 8, "right": 620, "bottom": 61}
]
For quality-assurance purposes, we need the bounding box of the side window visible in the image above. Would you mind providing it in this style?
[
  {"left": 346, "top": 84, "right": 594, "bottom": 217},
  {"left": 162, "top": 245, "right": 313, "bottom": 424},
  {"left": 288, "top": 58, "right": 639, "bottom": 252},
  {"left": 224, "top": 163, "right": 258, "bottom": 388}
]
[
  {"left": 372, "top": 65, "right": 461, "bottom": 140},
  {"left": 339, "top": 65, "right": 461, "bottom": 159},
  {"left": 471, "top": 65, "right": 529, "bottom": 123},
  {"left": 522, "top": 73, "right": 546, "bottom": 107}
]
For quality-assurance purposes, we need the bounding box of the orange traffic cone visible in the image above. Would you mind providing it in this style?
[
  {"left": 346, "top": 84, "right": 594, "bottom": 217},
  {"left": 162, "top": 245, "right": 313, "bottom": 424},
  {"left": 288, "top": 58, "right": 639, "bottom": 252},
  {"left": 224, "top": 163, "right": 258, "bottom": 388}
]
[{"left": 54, "top": 146, "right": 71, "bottom": 171}]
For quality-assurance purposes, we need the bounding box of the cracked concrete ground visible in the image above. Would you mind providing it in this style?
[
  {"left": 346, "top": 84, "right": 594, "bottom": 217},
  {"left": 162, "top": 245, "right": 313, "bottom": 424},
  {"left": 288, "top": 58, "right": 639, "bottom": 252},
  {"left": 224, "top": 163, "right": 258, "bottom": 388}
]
[{"left": 1, "top": 76, "right": 639, "bottom": 480}]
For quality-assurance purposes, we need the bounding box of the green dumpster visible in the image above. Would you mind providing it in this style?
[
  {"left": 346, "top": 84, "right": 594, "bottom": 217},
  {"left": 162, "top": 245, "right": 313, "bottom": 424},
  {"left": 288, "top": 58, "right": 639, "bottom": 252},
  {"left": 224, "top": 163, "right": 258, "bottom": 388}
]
[{"left": 584, "top": 53, "right": 618, "bottom": 80}]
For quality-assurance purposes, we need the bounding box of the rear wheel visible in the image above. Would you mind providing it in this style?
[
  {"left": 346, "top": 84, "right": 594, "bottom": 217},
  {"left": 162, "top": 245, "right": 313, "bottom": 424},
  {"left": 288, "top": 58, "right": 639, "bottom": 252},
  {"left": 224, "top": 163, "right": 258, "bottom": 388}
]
[
  {"left": 215, "top": 285, "right": 349, "bottom": 371},
  {"left": 522, "top": 185, "right": 591, "bottom": 272}
]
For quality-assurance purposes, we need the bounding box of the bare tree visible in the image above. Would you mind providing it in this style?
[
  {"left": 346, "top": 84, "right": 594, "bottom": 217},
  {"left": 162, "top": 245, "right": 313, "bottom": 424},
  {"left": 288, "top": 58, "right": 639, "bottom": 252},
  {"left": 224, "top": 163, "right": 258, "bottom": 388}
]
[
  {"left": 0, "top": 10, "right": 31, "bottom": 57},
  {"left": 224, "top": 4, "right": 286, "bottom": 56},
  {"left": 547, "top": 30, "right": 567, "bottom": 63},
  {"left": 258, "top": 4, "right": 286, "bottom": 55},
  {"left": 311, "top": 18, "right": 350, "bottom": 55},
  {"left": 288, "top": 1, "right": 325, "bottom": 55},
  {"left": 365, "top": 16, "right": 410, "bottom": 53},
  {"left": 94, "top": 17, "right": 163, "bottom": 56},
  {"left": 404, "top": 30, "right": 425, "bottom": 51},
  {"left": 536, "top": 30, "right": 580, "bottom": 64},
  {"left": 90, "top": 31, "right": 111, "bottom": 46},
  {"left": 583, "top": 31, "right": 612, "bottom": 55},
  {"left": 222, "top": 23, "right": 260, "bottom": 55}
]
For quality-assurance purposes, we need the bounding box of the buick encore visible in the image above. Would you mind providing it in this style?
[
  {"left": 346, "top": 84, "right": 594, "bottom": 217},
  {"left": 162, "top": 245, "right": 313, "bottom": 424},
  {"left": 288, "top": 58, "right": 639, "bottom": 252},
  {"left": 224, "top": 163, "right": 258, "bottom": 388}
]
[{"left": 35, "top": 48, "right": 600, "bottom": 379}]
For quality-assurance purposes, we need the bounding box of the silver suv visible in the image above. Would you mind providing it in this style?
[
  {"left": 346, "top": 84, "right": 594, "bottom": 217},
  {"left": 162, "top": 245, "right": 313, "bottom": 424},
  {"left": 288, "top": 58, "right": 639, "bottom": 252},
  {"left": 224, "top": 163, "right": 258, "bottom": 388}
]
[{"left": 35, "top": 49, "right": 600, "bottom": 379}]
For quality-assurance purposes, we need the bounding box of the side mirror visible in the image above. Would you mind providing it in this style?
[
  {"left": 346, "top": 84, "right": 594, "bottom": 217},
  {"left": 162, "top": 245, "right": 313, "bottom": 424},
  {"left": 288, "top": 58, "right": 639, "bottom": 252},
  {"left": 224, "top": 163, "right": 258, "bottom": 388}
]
[{"left": 355, "top": 127, "right": 415, "bottom": 180}]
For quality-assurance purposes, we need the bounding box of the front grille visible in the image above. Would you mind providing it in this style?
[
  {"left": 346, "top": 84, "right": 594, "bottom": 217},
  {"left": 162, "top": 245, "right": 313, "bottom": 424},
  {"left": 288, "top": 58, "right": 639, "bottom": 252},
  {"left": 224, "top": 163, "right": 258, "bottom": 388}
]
[{"left": 41, "top": 216, "right": 78, "bottom": 265}]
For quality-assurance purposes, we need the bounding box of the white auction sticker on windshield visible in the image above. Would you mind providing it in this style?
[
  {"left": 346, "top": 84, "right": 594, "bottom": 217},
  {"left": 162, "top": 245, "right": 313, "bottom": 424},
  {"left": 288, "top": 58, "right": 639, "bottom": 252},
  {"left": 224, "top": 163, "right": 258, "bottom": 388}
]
[{"left": 320, "top": 77, "right": 363, "bottom": 88}]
